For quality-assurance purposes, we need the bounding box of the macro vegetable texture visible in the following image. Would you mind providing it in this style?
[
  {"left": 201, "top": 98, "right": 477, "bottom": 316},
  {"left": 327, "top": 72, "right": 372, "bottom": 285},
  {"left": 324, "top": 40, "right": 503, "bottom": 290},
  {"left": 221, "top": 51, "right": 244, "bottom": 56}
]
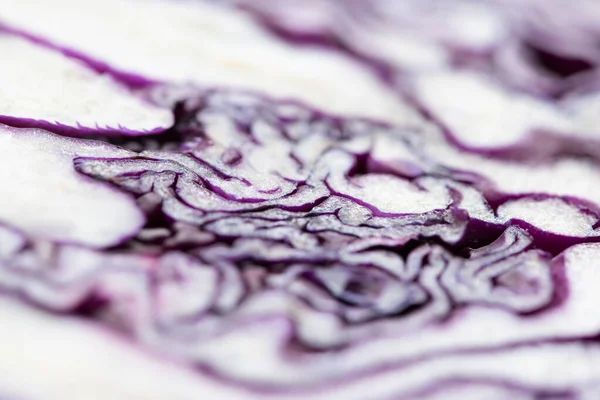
[{"left": 1, "top": 0, "right": 600, "bottom": 399}]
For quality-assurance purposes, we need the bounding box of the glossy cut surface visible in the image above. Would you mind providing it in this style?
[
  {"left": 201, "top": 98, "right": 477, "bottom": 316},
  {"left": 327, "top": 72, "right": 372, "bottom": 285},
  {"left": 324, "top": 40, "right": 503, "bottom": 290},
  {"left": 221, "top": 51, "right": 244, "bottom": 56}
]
[{"left": 0, "top": 1, "right": 599, "bottom": 399}]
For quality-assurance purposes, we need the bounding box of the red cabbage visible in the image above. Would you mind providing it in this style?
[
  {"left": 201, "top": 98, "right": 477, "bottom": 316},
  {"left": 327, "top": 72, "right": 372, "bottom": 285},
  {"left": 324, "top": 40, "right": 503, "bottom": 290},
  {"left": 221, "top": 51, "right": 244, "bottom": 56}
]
[
  {"left": 0, "top": 30, "right": 172, "bottom": 136},
  {"left": 0, "top": 1, "right": 600, "bottom": 399}
]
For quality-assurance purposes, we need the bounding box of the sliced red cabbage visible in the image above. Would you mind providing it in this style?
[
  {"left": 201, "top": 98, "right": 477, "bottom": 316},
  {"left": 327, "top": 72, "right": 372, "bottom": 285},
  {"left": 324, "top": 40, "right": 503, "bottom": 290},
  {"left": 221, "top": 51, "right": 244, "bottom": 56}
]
[
  {"left": 266, "top": 342, "right": 600, "bottom": 400},
  {"left": 14, "top": 85, "right": 598, "bottom": 399},
  {"left": 426, "top": 129, "right": 600, "bottom": 209},
  {"left": 6, "top": 282, "right": 589, "bottom": 400},
  {"left": 234, "top": 0, "right": 507, "bottom": 71},
  {"left": 0, "top": 295, "right": 263, "bottom": 400},
  {"left": 1, "top": 1, "right": 600, "bottom": 399},
  {"left": 409, "top": 71, "right": 600, "bottom": 162},
  {"left": 0, "top": 0, "right": 421, "bottom": 125},
  {"left": 0, "top": 32, "right": 172, "bottom": 135},
  {"left": 410, "top": 72, "right": 574, "bottom": 150},
  {"left": 324, "top": 151, "right": 451, "bottom": 215},
  {"left": 496, "top": 198, "right": 600, "bottom": 238},
  {"left": 238, "top": 0, "right": 600, "bottom": 100},
  {"left": 0, "top": 202, "right": 574, "bottom": 395},
  {"left": 0, "top": 88, "right": 572, "bottom": 396},
  {"left": 0, "top": 125, "right": 144, "bottom": 248}
]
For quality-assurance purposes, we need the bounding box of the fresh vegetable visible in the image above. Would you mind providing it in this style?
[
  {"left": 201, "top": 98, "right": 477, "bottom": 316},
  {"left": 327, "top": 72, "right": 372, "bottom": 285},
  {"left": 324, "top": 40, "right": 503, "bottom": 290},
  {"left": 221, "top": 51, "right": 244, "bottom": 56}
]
[
  {"left": 1, "top": 0, "right": 600, "bottom": 399},
  {"left": 0, "top": 30, "right": 172, "bottom": 136}
]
